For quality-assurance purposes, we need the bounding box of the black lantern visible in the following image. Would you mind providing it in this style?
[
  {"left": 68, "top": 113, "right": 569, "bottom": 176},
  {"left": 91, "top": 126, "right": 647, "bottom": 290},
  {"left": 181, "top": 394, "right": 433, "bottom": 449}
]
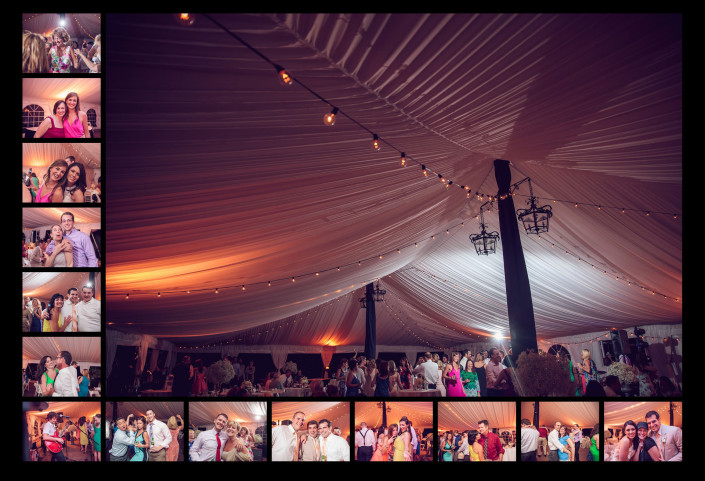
[
  {"left": 470, "top": 208, "right": 500, "bottom": 255},
  {"left": 515, "top": 178, "right": 552, "bottom": 234},
  {"left": 360, "top": 281, "right": 386, "bottom": 308}
]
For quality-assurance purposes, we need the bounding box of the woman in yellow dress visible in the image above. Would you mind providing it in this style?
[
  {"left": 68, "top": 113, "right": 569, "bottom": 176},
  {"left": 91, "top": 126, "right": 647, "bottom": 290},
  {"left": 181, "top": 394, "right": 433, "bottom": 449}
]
[
  {"left": 392, "top": 417, "right": 413, "bottom": 461},
  {"left": 42, "top": 293, "right": 74, "bottom": 332},
  {"left": 468, "top": 430, "right": 485, "bottom": 461}
]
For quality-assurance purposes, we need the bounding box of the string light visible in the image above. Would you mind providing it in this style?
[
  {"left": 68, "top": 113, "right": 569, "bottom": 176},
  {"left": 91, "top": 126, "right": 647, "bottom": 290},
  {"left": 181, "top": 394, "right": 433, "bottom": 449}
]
[
  {"left": 275, "top": 64, "right": 293, "bottom": 86},
  {"left": 323, "top": 107, "right": 338, "bottom": 126},
  {"left": 372, "top": 134, "right": 380, "bottom": 151},
  {"left": 174, "top": 13, "right": 196, "bottom": 26},
  {"left": 400, "top": 152, "right": 406, "bottom": 167}
]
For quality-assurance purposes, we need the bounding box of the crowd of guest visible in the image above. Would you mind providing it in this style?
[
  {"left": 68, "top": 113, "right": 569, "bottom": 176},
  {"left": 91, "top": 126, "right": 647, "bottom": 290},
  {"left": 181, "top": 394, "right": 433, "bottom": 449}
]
[
  {"left": 22, "top": 286, "right": 100, "bottom": 333},
  {"left": 107, "top": 410, "right": 182, "bottom": 461},
  {"left": 29, "top": 412, "right": 101, "bottom": 461},
  {"left": 23, "top": 27, "right": 101, "bottom": 74},
  {"left": 521, "top": 419, "right": 600, "bottom": 462},
  {"left": 439, "top": 420, "right": 512, "bottom": 461}
]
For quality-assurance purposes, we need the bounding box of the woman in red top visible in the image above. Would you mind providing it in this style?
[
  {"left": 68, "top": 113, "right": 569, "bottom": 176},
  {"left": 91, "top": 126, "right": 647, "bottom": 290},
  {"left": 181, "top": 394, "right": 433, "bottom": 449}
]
[{"left": 34, "top": 100, "right": 66, "bottom": 139}]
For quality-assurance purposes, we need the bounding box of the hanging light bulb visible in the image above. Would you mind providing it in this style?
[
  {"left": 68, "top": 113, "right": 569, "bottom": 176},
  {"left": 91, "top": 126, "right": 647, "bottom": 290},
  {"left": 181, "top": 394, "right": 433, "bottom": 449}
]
[
  {"left": 274, "top": 64, "right": 293, "bottom": 86},
  {"left": 372, "top": 134, "right": 380, "bottom": 151},
  {"left": 174, "top": 13, "right": 196, "bottom": 26},
  {"left": 323, "top": 107, "right": 338, "bottom": 126},
  {"left": 422, "top": 165, "right": 428, "bottom": 176},
  {"left": 400, "top": 152, "right": 406, "bottom": 167}
]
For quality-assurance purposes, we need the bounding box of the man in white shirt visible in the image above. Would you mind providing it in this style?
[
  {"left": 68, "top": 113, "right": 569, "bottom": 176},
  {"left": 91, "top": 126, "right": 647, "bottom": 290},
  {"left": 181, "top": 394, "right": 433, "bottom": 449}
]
[
  {"left": 459, "top": 350, "right": 472, "bottom": 370},
  {"left": 145, "top": 408, "right": 172, "bottom": 461},
  {"left": 277, "top": 369, "right": 293, "bottom": 388},
  {"left": 53, "top": 351, "right": 79, "bottom": 397},
  {"left": 42, "top": 411, "right": 66, "bottom": 461},
  {"left": 272, "top": 411, "right": 305, "bottom": 461},
  {"left": 354, "top": 354, "right": 366, "bottom": 388},
  {"left": 189, "top": 413, "right": 229, "bottom": 461},
  {"left": 520, "top": 418, "right": 539, "bottom": 462},
  {"left": 547, "top": 421, "right": 567, "bottom": 462},
  {"left": 413, "top": 353, "right": 439, "bottom": 389},
  {"left": 76, "top": 285, "right": 101, "bottom": 332},
  {"left": 318, "top": 419, "right": 349, "bottom": 461},
  {"left": 355, "top": 422, "right": 374, "bottom": 461},
  {"left": 59, "top": 288, "right": 81, "bottom": 332}
]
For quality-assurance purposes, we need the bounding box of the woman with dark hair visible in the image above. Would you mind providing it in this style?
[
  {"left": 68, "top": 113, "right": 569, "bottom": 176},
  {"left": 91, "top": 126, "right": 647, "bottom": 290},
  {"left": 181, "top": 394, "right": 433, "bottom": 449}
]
[
  {"left": 468, "top": 430, "right": 484, "bottom": 461},
  {"left": 77, "top": 416, "right": 89, "bottom": 454},
  {"left": 335, "top": 358, "right": 348, "bottom": 396},
  {"left": 587, "top": 424, "right": 600, "bottom": 461},
  {"left": 618, "top": 420, "right": 637, "bottom": 461},
  {"left": 30, "top": 298, "right": 43, "bottom": 332},
  {"left": 440, "top": 431, "right": 453, "bottom": 461},
  {"left": 44, "top": 225, "right": 74, "bottom": 268},
  {"left": 370, "top": 426, "right": 393, "bottom": 461},
  {"left": 634, "top": 422, "right": 660, "bottom": 461},
  {"left": 62, "top": 92, "right": 90, "bottom": 138},
  {"left": 345, "top": 358, "right": 362, "bottom": 396},
  {"left": 398, "top": 357, "right": 412, "bottom": 390},
  {"left": 36, "top": 355, "right": 59, "bottom": 396},
  {"left": 387, "top": 424, "right": 398, "bottom": 461},
  {"left": 42, "top": 293, "right": 73, "bottom": 332},
  {"left": 78, "top": 369, "right": 90, "bottom": 397},
  {"left": 34, "top": 159, "right": 68, "bottom": 203},
  {"left": 460, "top": 359, "right": 479, "bottom": 397},
  {"left": 392, "top": 418, "right": 412, "bottom": 461},
  {"left": 373, "top": 360, "right": 390, "bottom": 397},
  {"left": 34, "top": 101, "right": 66, "bottom": 139},
  {"left": 558, "top": 425, "right": 574, "bottom": 461},
  {"left": 62, "top": 162, "right": 88, "bottom": 202},
  {"left": 130, "top": 415, "right": 150, "bottom": 461},
  {"left": 443, "top": 351, "right": 466, "bottom": 397},
  {"left": 473, "top": 353, "right": 487, "bottom": 397}
]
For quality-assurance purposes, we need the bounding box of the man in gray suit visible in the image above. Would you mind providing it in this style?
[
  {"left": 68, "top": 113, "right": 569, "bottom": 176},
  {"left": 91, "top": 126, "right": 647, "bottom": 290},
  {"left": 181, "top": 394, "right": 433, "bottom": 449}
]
[{"left": 646, "top": 410, "right": 682, "bottom": 461}]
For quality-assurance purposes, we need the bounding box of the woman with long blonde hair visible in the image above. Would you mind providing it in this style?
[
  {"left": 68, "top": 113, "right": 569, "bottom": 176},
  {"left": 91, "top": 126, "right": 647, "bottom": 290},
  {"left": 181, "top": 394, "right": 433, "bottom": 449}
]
[
  {"left": 22, "top": 31, "right": 50, "bottom": 73},
  {"left": 579, "top": 349, "right": 599, "bottom": 395}
]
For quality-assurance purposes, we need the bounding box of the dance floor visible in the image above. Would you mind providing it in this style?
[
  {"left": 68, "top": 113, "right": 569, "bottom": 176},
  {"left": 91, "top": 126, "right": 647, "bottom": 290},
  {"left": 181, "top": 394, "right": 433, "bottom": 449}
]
[
  {"left": 34, "top": 441, "right": 94, "bottom": 462},
  {"left": 536, "top": 443, "right": 591, "bottom": 462}
]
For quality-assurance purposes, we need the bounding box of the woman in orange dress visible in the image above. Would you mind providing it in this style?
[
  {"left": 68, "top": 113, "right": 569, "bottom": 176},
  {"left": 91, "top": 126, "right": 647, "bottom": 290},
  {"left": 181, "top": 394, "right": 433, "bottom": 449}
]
[
  {"left": 165, "top": 415, "right": 183, "bottom": 461},
  {"left": 370, "top": 426, "right": 394, "bottom": 461}
]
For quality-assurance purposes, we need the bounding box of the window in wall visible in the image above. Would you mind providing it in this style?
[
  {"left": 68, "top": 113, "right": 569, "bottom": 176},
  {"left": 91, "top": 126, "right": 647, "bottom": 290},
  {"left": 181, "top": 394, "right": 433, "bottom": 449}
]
[{"left": 22, "top": 104, "right": 44, "bottom": 128}]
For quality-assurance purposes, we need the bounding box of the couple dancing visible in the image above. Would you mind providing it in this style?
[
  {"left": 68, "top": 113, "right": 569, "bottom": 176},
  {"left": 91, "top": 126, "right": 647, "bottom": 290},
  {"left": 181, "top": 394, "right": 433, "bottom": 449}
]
[
  {"left": 189, "top": 413, "right": 255, "bottom": 461},
  {"left": 272, "top": 411, "right": 349, "bottom": 461},
  {"left": 35, "top": 351, "right": 80, "bottom": 397},
  {"left": 110, "top": 410, "right": 175, "bottom": 461},
  {"left": 614, "top": 411, "right": 682, "bottom": 462}
]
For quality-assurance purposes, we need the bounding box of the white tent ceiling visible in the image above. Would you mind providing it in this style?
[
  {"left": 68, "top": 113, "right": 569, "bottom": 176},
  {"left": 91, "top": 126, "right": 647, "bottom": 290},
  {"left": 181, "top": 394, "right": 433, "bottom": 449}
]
[
  {"left": 113, "top": 401, "right": 184, "bottom": 422},
  {"left": 438, "top": 401, "right": 516, "bottom": 432},
  {"left": 355, "top": 401, "right": 434, "bottom": 430},
  {"left": 23, "top": 143, "right": 101, "bottom": 171},
  {"left": 22, "top": 13, "right": 101, "bottom": 41},
  {"left": 104, "top": 13, "right": 682, "bottom": 348},
  {"left": 23, "top": 78, "right": 102, "bottom": 105},
  {"left": 23, "top": 336, "right": 101, "bottom": 363},
  {"left": 23, "top": 206, "right": 101, "bottom": 229},
  {"left": 520, "top": 401, "right": 599, "bottom": 428},
  {"left": 188, "top": 401, "right": 266, "bottom": 430},
  {"left": 23, "top": 272, "right": 102, "bottom": 301},
  {"left": 604, "top": 401, "right": 682, "bottom": 428},
  {"left": 25, "top": 401, "right": 101, "bottom": 423}
]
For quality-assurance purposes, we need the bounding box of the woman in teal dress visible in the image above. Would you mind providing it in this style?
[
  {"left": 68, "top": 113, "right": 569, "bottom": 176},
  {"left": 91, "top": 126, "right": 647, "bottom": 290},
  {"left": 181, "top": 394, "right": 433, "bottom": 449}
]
[
  {"left": 93, "top": 415, "right": 102, "bottom": 462},
  {"left": 440, "top": 432, "right": 453, "bottom": 461},
  {"left": 130, "top": 416, "right": 150, "bottom": 461},
  {"left": 77, "top": 369, "right": 90, "bottom": 397},
  {"left": 460, "top": 361, "right": 479, "bottom": 397}
]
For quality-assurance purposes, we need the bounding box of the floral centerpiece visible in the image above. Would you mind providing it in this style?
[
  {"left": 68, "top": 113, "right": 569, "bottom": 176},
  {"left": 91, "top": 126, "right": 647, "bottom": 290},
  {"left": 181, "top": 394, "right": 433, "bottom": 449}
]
[
  {"left": 206, "top": 360, "right": 235, "bottom": 395},
  {"left": 414, "top": 376, "right": 426, "bottom": 390},
  {"left": 607, "top": 362, "right": 637, "bottom": 385},
  {"left": 283, "top": 361, "right": 298, "bottom": 373},
  {"left": 240, "top": 380, "right": 253, "bottom": 393},
  {"left": 300, "top": 377, "right": 309, "bottom": 387},
  {"left": 514, "top": 351, "right": 573, "bottom": 396}
]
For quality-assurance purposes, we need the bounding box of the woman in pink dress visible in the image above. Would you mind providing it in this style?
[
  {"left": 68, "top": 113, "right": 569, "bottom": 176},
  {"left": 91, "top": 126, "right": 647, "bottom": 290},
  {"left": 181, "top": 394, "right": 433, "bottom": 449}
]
[
  {"left": 370, "top": 426, "right": 393, "bottom": 461},
  {"left": 33, "top": 101, "right": 66, "bottom": 139},
  {"left": 443, "top": 352, "right": 466, "bottom": 397},
  {"left": 165, "top": 415, "right": 183, "bottom": 461},
  {"left": 63, "top": 92, "right": 91, "bottom": 138},
  {"left": 191, "top": 359, "right": 208, "bottom": 395}
]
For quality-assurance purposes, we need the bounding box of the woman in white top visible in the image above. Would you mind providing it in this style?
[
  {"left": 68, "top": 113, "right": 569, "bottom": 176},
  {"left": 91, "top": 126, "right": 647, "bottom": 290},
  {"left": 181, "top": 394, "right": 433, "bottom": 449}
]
[
  {"left": 45, "top": 225, "right": 74, "bottom": 267},
  {"left": 76, "top": 34, "right": 101, "bottom": 73},
  {"left": 363, "top": 359, "right": 377, "bottom": 397},
  {"left": 618, "top": 420, "right": 637, "bottom": 461},
  {"left": 222, "top": 420, "right": 250, "bottom": 461},
  {"left": 62, "top": 162, "right": 88, "bottom": 202}
]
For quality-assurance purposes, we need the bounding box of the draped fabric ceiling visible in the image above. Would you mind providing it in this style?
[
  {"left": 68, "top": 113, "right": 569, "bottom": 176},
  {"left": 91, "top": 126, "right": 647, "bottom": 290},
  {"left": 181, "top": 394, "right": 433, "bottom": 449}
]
[
  {"left": 22, "top": 336, "right": 101, "bottom": 364},
  {"left": 23, "top": 206, "right": 101, "bottom": 230},
  {"left": 113, "top": 401, "right": 184, "bottom": 422},
  {"left": 355, "top": 401, "right": 433, "bottom": 430},
  {"left": 24, "top": 401, "right": 102, "bottom": 435},
  {"left": 604, "top": 401, "right": 682, "bottom": 428},
  {"left": 521, "top": 401, "right": 599, "bottom": 428},
  {"left": 437, "top": 401, "right": 515, "bottom": 432},
  {"left": 105, "top": 14, "right": 682, "bottom": 349},
  {"left": 23, "top": 78, "right": 102, "bottom": 106},
  {"left": 23, "top": 143, "right": 102, "bottom": 179},
  {"left": 188, "top": 401, "right": 266, "bottom": 432},
  {"left": 272, "top": 401, "right": 350, "bottom": 436},
  {"left": 22, "top": 272, "right": 102, "bottom": 301},
  {"left": 22, "top": 13, "right": 101, "bottom": 41}
]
